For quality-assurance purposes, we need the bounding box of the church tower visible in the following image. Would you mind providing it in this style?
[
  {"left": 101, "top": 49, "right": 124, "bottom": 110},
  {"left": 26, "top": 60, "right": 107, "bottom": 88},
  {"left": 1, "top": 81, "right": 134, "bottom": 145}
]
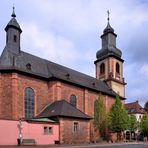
[
  {"left": 4, "top": 6, "right": 22, "bottom": 55},
  {"left": 94, "top": 11, "right": 126, "bottom": 98}
]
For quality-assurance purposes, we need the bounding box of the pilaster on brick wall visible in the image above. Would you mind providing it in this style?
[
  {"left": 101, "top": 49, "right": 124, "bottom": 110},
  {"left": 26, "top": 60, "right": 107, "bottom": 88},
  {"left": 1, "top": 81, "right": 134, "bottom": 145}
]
[
  {"left": 84, "top": 89, "right": 88, "bottom": 114},
  {"left": 12, "top": 73, "right": 19, "bottom": 120},
  {"left": 48, "top": 81, "right": 55, "bottom": 102},
  {"left": 56, "top": 82, "right": 62, "bottom": 100},
  {"left": 52, "top": 81, "right": 62, "bottom": 101},
  {"left": 59, "top": 118, "right": 64, "bottom": 144}
]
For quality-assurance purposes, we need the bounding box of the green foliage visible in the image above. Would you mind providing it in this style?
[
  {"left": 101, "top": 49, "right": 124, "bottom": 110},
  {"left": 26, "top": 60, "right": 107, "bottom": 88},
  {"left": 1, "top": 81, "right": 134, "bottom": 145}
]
[
  {"left": 144, "top": 101, "right": 148, "bottom": 113},
  {"left": 140, "top": 113, "right": 148, "bottom": 136},
  {"left": 94, "top": 93, "right": 107, "bottom": 134},
  {"left": 129, "top": 114, "right": 138, "bottom": 132},
  {"left": 108, "top": 95, "right": 129, "bottom": 132}
]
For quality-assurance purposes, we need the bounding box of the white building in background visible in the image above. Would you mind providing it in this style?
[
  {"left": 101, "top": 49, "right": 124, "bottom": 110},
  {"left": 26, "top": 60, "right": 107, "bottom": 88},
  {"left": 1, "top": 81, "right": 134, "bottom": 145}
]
[
  {"left": 124, "top": 100, "right": 145, "bottom": 140},
  {"left": 125, "top": 100, "right": 144, "bottom": 121}
]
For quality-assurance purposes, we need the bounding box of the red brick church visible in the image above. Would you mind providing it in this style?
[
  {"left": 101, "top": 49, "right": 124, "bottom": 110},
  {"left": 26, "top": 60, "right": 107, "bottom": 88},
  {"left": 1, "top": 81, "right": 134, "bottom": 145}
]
[{"left": 0, "top": 8, "right": 126, "bottom": 145}]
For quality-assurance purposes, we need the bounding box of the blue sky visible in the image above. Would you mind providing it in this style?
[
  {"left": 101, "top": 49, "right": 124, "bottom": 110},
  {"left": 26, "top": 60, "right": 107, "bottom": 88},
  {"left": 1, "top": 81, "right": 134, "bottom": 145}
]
[{"left": 0, "top": 0, "right": 148, "bottom": 106}]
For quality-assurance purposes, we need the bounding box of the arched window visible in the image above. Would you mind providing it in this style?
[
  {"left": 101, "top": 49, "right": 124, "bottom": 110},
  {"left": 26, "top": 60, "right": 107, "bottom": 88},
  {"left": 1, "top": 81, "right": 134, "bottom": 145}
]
[
  {"left": 116, "top": 63, "right": 120, "bottom": 74},
  {"left": 24, "top": 87, "right": 35, "bottom": 119},
  {"left": 70, "top": 95, "right": 77, "bottom": 107},
  {"left": 13, "top": 35, "right": 17, "bottom": 43},
  {"left": 100, "top": 63, "right": 105, "bottom": 75}
]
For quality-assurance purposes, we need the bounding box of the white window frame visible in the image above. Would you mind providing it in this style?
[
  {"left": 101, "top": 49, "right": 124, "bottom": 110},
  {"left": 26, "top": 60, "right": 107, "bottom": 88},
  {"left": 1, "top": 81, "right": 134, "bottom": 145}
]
[{"left": 43, "top": 126, "right": 53, "bottom": 135}]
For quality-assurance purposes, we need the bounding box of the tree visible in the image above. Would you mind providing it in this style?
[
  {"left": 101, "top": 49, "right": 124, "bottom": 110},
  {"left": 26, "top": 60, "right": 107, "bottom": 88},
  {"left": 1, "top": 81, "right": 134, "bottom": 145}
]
[
  {"left": 108, "top": 95, "right": 129, "bottom": 141},
  {"left": 144, "top": 101, "right": 148, "bottom": 113},
  {"left": 128, "top": 115, "right": 138, "bottom": 140},
  {"left": 140, "top": 113, "right": 148, "bottom": 137},
  {"left": 94, "top": 93, "right": 107, "bottom": 137}
]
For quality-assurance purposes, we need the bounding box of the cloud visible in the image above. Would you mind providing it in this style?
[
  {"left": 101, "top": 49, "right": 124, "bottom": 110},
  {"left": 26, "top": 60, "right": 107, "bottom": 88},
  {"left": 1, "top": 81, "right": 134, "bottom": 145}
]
[
  {"left": 1, "top": 0, "right": 148, "bottom": 106},
  {"left": 21, "top": 22, "right": 80, "bottom": 66},
  {"left": 124, "top": 62, "right": 148, "bottom": 106},
  {"left": 140, "top": 64, "right": 148, "bottom": 76},
  {"left": 21, "top": 21, "right": 96, "bottom": 72}
]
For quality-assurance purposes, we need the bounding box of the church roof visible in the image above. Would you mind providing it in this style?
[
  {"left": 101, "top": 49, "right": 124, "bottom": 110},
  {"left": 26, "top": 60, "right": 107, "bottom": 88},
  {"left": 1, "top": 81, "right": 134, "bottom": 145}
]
[
  {"left": 0, "top": 48, "right": 117, "bottom": 97},
  {"left": 36, "top": 100, "right": 91, "bottom": 119},
  {"left": 0, "top": 8, "right": 120, "bottom": 99}
]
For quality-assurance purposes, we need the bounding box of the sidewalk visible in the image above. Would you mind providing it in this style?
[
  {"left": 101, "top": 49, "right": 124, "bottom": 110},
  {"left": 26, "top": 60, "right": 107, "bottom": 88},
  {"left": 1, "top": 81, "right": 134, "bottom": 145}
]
[{"left": 0, "top": 141, "right": 148, "bottom": 148}]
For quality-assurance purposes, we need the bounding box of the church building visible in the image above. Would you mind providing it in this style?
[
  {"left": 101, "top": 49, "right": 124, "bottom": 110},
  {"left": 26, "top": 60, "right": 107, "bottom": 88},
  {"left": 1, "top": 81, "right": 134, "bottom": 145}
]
[{"left": 0, "top": 8, "right": 126, "bottom": 145}]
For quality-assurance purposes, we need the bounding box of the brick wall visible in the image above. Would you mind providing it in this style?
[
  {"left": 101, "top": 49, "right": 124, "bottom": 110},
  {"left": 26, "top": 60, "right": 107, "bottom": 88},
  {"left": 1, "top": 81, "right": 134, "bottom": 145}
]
[
  {"left": 61, "top": 83, "right": 85, "bottom": 112},
  {"left": 0, "top": 72, "right": 116, "bottom": 120},
  {"left": 0, "top": 71, "right": 116, "bottom": 143},
  {"left": 0, "top": 73, "right": 13, "bottom": 119},
  {"left": 60, "top": 82, "right": 115, "bottom": 115},
  {"left": 0, "top": 73, "right": 53, "bottom": 120},
  {"left": 0, "top": 72, "right": 117, "bottom": 144},
  {"left": 59, "top": 118, "right": 90, "bottom": 144},
  {"left": 17, "top": 74, "right": 51, "bottom": 119}
]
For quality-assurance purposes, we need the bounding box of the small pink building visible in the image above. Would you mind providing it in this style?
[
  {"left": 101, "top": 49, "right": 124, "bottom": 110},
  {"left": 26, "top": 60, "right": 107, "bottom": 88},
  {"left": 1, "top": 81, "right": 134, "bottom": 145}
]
[{"left": 0, "top": 119, "right": 59, "bottom": 145}]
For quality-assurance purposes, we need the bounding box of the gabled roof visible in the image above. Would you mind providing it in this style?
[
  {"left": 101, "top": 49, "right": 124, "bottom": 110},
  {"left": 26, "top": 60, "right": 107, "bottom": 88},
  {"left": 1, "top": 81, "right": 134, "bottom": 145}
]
[
  {"left": 0, "top": 48, "right": 118, "bottom": 97},
  {"left": 125, "top": 101, "right": 144, "bottom": 114},
  {"left": 36, "top": 100, "right": 91, "bottom": 119}
]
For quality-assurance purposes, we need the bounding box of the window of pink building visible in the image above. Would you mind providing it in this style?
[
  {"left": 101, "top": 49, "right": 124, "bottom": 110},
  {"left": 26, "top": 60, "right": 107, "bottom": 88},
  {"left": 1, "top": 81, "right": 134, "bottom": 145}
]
[{"left": 43, "top": 126, "right": 53, "bottom": 135}]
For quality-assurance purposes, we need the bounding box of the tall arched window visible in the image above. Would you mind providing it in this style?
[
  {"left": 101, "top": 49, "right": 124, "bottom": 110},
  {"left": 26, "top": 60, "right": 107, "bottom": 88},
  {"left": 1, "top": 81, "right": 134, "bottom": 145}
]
[
  {"left": 24, "top": 87, "right": 35, "bottom": 119},
  {"left": 116, "top": 63, "right": 120, "bottom": 74},
  {"left": 70, "top": 95, "right": 77, "bottom": 107},
  {"left": 100, "top": 63, "right": 105, "bottom": 75}
]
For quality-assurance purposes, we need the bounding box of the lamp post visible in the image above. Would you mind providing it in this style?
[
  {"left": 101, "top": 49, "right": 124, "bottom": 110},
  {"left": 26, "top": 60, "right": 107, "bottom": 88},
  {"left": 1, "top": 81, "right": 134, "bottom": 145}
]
[{"left": 18, "top": 118, "right": 23, "bottom": 145}]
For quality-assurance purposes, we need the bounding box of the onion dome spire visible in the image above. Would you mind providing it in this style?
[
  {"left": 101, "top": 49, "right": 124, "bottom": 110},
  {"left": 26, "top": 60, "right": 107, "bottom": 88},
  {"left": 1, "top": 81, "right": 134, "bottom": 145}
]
[
  {"left": 96, "top": 10, "right": 122, "bottom": 60},
  {"left": 11, "top": 6, "right": 16, "bottom": 18},
  {"left": 103, "top": 10, "right": 114, "bottom": 34}
]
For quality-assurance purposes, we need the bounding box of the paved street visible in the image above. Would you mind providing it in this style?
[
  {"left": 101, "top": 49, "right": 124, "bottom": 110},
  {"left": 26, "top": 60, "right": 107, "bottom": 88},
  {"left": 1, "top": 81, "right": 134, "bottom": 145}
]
[
  {"left": 83, "top": 143, "right": 148, "bottom": 148},
  {"left": 0, "top": 143, "right": 148, "bottom": 148}
]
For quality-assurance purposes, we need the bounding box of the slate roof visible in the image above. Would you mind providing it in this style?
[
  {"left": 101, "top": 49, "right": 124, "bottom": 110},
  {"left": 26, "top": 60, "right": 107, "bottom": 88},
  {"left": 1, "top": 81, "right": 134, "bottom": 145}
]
[
  {"left": 5, "top": 17, "right": 22, "bottom": 33},
  {"left": 125, "top": 101, "right": 144, "bottom": 114},
  {"left": 36, "top": 100, "right": 91, "bottom": 119},
  {"left": 0, "top": 47, "right": 118, "bottom": 97},
  {"left": 96, "top": 47, "right": 122, "bottom": 61},
  {"left": 5, "top": 7, "right": 22, "bottom": 33},
  {"left": 103, "top": 22, "right": 115, "bottom": 34}
]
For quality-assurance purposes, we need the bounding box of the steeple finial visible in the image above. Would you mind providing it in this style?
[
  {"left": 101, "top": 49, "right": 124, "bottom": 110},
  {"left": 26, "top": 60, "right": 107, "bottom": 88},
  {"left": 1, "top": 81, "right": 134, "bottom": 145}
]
[
  {"left": 11, "top": 5, "right": 16, "bottom": 18},
  {"left": 103, "top": 10, "right": 115, "bottom": 34},
  {"left": 107, "top": 10, "right": 110, "bottom": 23}
]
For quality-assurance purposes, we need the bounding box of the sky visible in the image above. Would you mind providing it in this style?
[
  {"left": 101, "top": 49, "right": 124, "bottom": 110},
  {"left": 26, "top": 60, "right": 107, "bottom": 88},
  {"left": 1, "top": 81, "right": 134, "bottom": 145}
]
[{"left": 0, "top": 0, "right": 148, "bottom": 106}]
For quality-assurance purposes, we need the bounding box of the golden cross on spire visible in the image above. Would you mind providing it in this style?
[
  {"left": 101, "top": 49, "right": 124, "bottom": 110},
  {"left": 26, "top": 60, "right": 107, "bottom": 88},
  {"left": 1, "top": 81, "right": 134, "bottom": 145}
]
[{"left": 107, "top": 10, "right": 110, "bottom": 22}]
